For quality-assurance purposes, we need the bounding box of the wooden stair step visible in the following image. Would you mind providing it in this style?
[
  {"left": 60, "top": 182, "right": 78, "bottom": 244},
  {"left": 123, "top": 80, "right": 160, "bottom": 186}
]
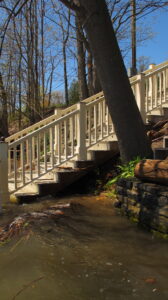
[{"left": 153, "top": 148, "right": 168, "bottom": 160}]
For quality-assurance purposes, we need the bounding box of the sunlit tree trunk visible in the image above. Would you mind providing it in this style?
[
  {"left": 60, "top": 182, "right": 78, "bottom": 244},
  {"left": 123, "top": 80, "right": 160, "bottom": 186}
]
[
  {"left": 75, "top": 15, "right": 88, "bottom": 100},
  {"left": 60, "top": 0, "right": 152, "bottom": 162}
]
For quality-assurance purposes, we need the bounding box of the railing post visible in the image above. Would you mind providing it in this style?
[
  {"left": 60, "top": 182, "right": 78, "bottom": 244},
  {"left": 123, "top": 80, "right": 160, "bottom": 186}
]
[
  {"left": 0, "top": 139, "right": 9, "bottom": 211},
  {"left": 54, "top": 108, "right": 62, "bottom": 117},
  {"left": 54, "top": 109, "right": 62, "bottom": 155},
  {"left": 136, "top": 73, "right": 146, "bottom": 123},
  {"left": 77, "top": 102, "right": 87, "bottom": 160}
]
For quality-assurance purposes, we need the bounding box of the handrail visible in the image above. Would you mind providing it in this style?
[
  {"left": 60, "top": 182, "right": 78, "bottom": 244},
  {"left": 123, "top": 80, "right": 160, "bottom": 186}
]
[
  {"left": 6, "top": 103, "right": 78, "bottom": 144},
  {"left": 9, "top": 109, "right": 79, "bottom": 148}
]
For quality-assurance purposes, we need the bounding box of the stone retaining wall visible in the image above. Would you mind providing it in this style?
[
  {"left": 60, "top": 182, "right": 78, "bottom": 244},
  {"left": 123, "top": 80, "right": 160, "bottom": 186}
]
[{"left": 116, "top": 178, "right": 168, "bottom": 236}]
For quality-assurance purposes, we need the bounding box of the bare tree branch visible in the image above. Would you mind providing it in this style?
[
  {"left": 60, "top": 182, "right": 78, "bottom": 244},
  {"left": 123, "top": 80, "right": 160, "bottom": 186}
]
[
  {"left": 59, "top": 0, "right": 81, "bottom": 12},
  {"left": 0, "top": 0, "right": 31, "bottom": 56}
]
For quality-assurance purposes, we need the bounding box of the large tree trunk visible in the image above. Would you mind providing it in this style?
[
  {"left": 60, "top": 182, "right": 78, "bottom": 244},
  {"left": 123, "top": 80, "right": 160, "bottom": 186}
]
[
  {"left": 93, "top": 64, "right": 102, "bottom": 94},
  {"left": 87, "top": 50, "right": 94, "bottom": 96},
  {"left": 75, "top": 0, "right": 152, "bottom": 162}
]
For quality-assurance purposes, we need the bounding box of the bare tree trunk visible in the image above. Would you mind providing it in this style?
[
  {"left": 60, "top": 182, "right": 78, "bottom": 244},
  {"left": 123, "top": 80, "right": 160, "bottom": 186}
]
[
  {"left": 57, "top": 8, "right": 71, "bottom": 106},
  {"left": 18, "top": 56, "right": 22, "bottom": 130},
  {"left": 34, "top": 0, "right": 41, "bottom": 121},
  {"left": 75, "top": 15, "right": 88, "bottom": 100},
  {"left": 63, "top": 43, "right": 69, "bottom": 106},
  {"left": 18, "top": 16, "right": 22, "bottom": 130},
  {"left": 48, "top": 56, "right": 55, "bottom": 107},
  {"left": 26, "top": 4, "right": 33, "bottom": 124},
  {"left": 131, "top": 0, "right": 137, "bottom": 76},
  {"left": 61, "top": 0, "right": 152, "bottom": 162},
  {"left": 0, "top": 72, "right": 8, "bottom": 137},
  {"left": 41, "top": 0, "right": 45, "bottom": 116}
]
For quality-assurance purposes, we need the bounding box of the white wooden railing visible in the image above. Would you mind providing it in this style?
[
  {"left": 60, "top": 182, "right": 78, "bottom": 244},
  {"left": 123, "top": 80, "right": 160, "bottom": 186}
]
[
  {"left": 0, "top": 60, "right": 168, "bottom": 202},
  {"left": 7, "top": 97, "right": 114, "bottom": 194},
  {"left": 131, "top": 60, "right": 168, "bottom": 119}
]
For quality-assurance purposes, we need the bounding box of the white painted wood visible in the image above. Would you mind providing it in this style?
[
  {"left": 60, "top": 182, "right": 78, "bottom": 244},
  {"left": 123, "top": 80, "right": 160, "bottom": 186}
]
[
  {"left": 94, "top": 104, "right": 98, "bottom": 143},
  {"left": 77, "top": 102, "right": 87, "bottom": 160},
  {"left": 50, "top": 127, "right": 54, "bottom": 168},
  {"left": 21, "top": 142, "right": 25, "bottom": 185},
  {"left": 14, "top": 146, "right": 17, "bottom": 190},
  {"left": 57, "top": 123, "right": 61, "bottom": 164},
  {"left": 0, "top": 142, "right": 9, "bottom": 208},
  {"left": 29, "top": 138, "right": 33, "bottom": 181},
  {"left": 37, "top": 135, "right": 40, "bottom": 177},
  {"left": 70, "top": 116, "right": 74, "bottom": 157},
  {"left": 64, "top": 120, "right": 68, "bottom": 160},
  {"left": 44, "top": 131, "right": 47, "bottom": 173}
]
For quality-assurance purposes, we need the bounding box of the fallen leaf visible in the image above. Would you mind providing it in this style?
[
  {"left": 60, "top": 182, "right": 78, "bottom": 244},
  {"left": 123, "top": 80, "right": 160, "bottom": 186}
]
[{"left": 145, "top": 278, "right": 157, "bottom": 284}]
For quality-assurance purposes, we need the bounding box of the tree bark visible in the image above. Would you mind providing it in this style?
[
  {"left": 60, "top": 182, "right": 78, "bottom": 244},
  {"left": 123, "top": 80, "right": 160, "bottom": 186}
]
[
  {"left": 75, "top": 15, "right": 88, "bottom": 100},
  {"left": 87, "top": 50, "right": 94, "bottom": 96},
  {"left": 131, "top": 0, "right": 137, "bottom": 76},
  {"left": 63, "top": 43, "right": 69, "bottom": 106},
  {"left": 41, "top": 0, "right": 45, "bottom": 116},
  {"left": 0, "top": 72, "right": 8, "bottom": 137},
  {"left": 93, "top": 64, "right": 102, "bottom": 94},
  {"left": 73, "top": 0, "right": 152, "bottom": 162}
]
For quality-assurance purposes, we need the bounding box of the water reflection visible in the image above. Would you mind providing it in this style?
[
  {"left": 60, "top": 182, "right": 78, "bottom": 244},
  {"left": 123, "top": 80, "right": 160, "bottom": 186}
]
[{"left": 0, "top": 194, "right": 168, "bottom": 300}]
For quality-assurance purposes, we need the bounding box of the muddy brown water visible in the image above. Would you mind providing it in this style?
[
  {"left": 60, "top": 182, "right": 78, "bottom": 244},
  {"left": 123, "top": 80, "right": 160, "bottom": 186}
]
[{"left": 0, "top": 194, "right": 168, "bottom": 300}]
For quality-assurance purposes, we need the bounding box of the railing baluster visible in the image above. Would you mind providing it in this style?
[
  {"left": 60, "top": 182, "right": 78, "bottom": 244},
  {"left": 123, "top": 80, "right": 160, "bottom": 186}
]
[
  {"left": 71, "top": 116, "right": 74, "bottom": 157},
  {"left": 37, "top": 135, "right": 40, "bottom": 177},
  {"left": 159, "top": 73, "right": 162, "bottom": 104},
  {"left": 155, "top": 74, "right": 157, "bottom": 108},
  {"left": 8, "top": 149, "right": 11, "bottom": 175},
  {"left": 64, "top": 120, "right": 68, "bottom": 160},
  {"left": 151, "top": 76, "right": 154, "bottom": 108},
  {"left": 100, "top": 101, "right": 103, "bottom": 139},
  {"left": 29, "top": 138, "right": 33, "bottom": 181},
  {"left": 26, "top": 139, "right": 29, "bottom": 166},
  {"left": 50, "top": 127, "right": 54, "bottom": 167},
  {"left": 102, "top": 100, "right": 104, "bottom": 135},
  {"left": 77, "top": 102, "right": 87, "bottom": 160},
  {"left": 44, "top": 131, "right": 47, "bottom": 172},
  {"left": 88, "top": 107, "right": 91, "bottom": 146},
  {"left": 164, "top": 70, "right": 166, "bottom": 102},
  {"left": 21, "top": 142, "right": 25, "bottom": 186},
  {"left": 57, "top": 123, "right": 61, "bottom": 164},
  {"left": 94, "top": 104, "right": 97, "bottom": 143},
  {"left": 32, "top": 136, "right": 35, "bottom": 164},
  {"left": 14, "top": 146, "right": 17, "bottom": 190}
]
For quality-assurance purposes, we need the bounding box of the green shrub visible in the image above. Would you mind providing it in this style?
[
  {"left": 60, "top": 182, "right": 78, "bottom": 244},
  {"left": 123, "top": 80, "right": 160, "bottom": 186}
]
[{"left": 106, "top": 156, "right": 142, "bottom": 186}]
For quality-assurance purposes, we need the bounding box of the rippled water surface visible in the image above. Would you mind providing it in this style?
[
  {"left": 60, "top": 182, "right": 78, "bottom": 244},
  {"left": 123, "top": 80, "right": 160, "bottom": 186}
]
[{"left": 0, "top": 194, "right": 168, "bottom": 300}]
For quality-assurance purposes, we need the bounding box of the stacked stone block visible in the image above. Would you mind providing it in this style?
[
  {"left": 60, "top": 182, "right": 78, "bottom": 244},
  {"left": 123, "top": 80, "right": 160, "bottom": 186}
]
[{"left": 116, "top": 178, "right": 168, "bottom": 234}]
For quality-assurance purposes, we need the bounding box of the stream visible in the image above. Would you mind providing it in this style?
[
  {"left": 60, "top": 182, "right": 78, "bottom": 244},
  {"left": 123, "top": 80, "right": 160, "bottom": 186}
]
[{"left": 0, "top": 194, "right": 168, "bottom": 300}]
